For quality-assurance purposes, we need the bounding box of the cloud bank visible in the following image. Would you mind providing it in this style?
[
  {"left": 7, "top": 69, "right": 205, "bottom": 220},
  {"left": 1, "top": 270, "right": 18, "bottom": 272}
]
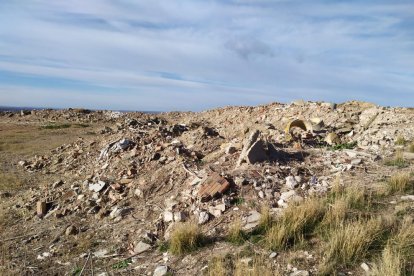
[{"left": 0, "top": 1, "right": 413, "bottom": 111}]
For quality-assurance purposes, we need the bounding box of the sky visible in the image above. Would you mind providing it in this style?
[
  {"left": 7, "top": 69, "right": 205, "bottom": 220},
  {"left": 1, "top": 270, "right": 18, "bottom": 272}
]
[{"left": 0, "top": 1, "right": 413, "bottom": 111}]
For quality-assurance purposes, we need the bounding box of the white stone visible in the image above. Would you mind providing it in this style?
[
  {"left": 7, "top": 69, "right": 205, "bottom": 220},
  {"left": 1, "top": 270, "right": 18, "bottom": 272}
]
[
  {"left": 198, "top": 211, "right": 209, "bottom": 225},
  {"left": 173, "top": 211, "right": 185, "bottom": 222},
  {"left": 280, "top": 190, "right": 297, "bottom": 201},
  {"left": 285, "top": 176, "right": 298, "bottom": 189},
  {"left": 290, "top": 271, "right": 309, "bottom": 276},
  {"left": 401, "top": 195, "right": 414, "bottom": 201},
  {"left": 89, "top": 181, "right": 106, "bottom": 192},
  {"left": 134, "top": 241, "right": 151, "bottom": 254},
  {"left": 269, "top": 252, "right": 278, "bottom": 259},
  {"left": 360, "top": 262, "right": 370, "bottom": 272},
  {"left": 163, "top": 211, "right": 174, "bottom": 223},
  {"left": 153, "top": 265, "right": 169, "bottom": 276}
]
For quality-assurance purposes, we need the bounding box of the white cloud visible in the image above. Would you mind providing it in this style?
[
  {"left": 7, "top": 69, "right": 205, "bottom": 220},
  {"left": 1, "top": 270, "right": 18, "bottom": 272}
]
[{"left": 0, "top": 0, "right": 413, "bottom": 110}]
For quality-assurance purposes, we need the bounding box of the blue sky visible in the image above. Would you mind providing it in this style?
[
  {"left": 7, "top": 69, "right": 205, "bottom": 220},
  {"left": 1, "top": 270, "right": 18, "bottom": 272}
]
[{"left": 0, "top": 1, "right": 413, "bottom": 111}]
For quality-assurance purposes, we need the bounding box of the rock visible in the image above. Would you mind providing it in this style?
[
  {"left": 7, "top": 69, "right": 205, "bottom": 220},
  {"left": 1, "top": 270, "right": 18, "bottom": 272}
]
[
  {"left": 360, "top": 262, "right": 370, "bottom": 272},
  {"left": 245, "top": 140, "right": 268, "bottom": 164},
  {"left": 173, "top": 211, "right": 185, "bottom": 222},
  {"left": 52, "top": 180, "right": 64, "bottom": 189},
  {"left": 351, "top": 159, "right": 362, "bottom": 165},
  {"left": 237, "top": 130, "right": 268, "bottom": 166},
  {"left": 198, "top": 211, "right": 209, "bottom": 225},
  {"left": 36, "top": 201, "right": 47, "bottom": 217},
  {"left": 65, "top": 225, "right": 77, "bottom": 236},
  {"left": 310, "top": 117, "right": 324, "bottom": 131},
  {"left": 153, "top": 265, "right": 169, "bottom": 276},
  {"left": 163, "top": 211, "right": 174, "bottom": 223},
  {"left": 285, "top": 176, "right": 298, "bottom": 189},
  {"left": 215, "top": 204, "right": 226, "bottom": 212},
  {"left": 225, "top": 145, "right": 237, "bottom": 154},
  {"left": 116, "top": 139, "right": 134, "bottom": 150},
  {"left": 269, "top": 252, "right": 278, "bottom": 259},
  {"left": 243, "top": 210, "right": 261, "bottom": 230},
  {"left": 325, "top": 133, "right": 340, "bottom": 145},
  {"left": 290, "top": 270, "right": 309, "bottom": 276},
  {"left": 403, "top": 152, "right": 414, "bottom": 160},
  {"left": 109, "top": 207, "right": 129, "bottom": 219},
  {"left": 134, "top": 241, "right": 151, "bottom": 254},
  {"left": 239, "top": 257, "right": 253, "bottom": 266},
  {"left": 401, "top": 195, "right": 414, "bottom": 201},
  {"left": 280, "top": 190, "right": 297, "bottom": 201},
  {"left": 258, "top": 190, "right": 265, "bottom": 198},
  {"left": 89, "top": 181, "right": 106, "bottom": 192},
  {"left": 134, "top": 188, "right": 143, "bottom": 198}
]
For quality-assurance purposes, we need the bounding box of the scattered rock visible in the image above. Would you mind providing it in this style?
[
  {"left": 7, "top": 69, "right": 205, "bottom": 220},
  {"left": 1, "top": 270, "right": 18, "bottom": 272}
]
[
  {"left": 134, "top": 241, "right": 152, "bottom": 254},
  {"left": 153, "top": 265, "right": 169, "bottom": 276},
  {"left": 65, "top": 225, "right": 77, "bottom": 236},
  {"left": 198, "top": 211, "right": 210, "bottom": 225},
  {"left": 285, "top": 176, "right": 298, "bottom": 189}
]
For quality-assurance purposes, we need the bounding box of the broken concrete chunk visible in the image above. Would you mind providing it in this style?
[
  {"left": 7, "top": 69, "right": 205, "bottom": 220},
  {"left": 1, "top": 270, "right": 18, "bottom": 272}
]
[
  {"left": 198, "top": 173, "right": 230, "bottom": 200},
  {"left": 285, "top": 119, "right": 313, "bottom": 134},
  {"left": 245, "top": 140, "right": 268, "bottom": 164}
]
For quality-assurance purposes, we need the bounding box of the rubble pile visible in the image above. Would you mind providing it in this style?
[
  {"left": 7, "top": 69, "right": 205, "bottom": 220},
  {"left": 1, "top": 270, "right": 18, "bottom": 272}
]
[{"left": 2, "top": 100, "right": 414, "bottom": 275}]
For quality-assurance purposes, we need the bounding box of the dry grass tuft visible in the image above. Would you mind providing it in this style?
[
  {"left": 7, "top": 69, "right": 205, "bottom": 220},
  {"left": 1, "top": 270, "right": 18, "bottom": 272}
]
[
  {"left": 169, "top": 222, "right": 204, "bottom": 255},
  {"left": 409, "top": 142, "right": 414, "bottom": 153},
  {"left": 330, "top": 174, "right": 344, "bottom": 196},
  {"left": 208, "top": 256, "right": 227, "bottom": 276},
  {"left": 385, "top": 150, "right": 408, "bottom": 168},
  {"left": 322, "top": 183, "right": 366, "bottom": 228},
  {"left": 388, "top": 172, "right": 411, "bottom": 194},
  {"left": 265, "top": 197, "right": 325, "bottom": 250},
  {"left": 371, "top": 218, "right": 414, "bottom": 275},
  {"left": 227, "top": 220, "right": 246, "bottom": 245},
  {"left": 321, "top": 218, "right": 386, "bottom": 273},
  {"left": 371, "top": 247, "right": 403, "bottom": 276},
  {"left": 395, "top": 136, "right": 407, "bottom": 146},
  {"left": 258, "top": 205, "right": 273, "bottom": 231}
]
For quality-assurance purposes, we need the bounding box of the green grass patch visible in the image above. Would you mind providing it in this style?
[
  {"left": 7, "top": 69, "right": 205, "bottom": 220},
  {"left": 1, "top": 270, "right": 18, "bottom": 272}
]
[
  {"left": 329, "top": 141, "right": 358, "bottom": 151},
  {"left": 112, "top": 258, "right": 132, "bottom": 270},
  {"left": 41, "top": 123, "right": 71, "bottom": 130},
  {"left": 384, "top": 150, "right": 409, "bottom": 168}
]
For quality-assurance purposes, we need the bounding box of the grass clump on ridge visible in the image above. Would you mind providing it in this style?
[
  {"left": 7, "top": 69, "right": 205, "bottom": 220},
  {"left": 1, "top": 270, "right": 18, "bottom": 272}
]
[
  {"left": 395, "top": 136, "right": 407, "bottom": 146},
  {"left": 384, "top": 150, "right": 408, "bottom": 168},
  {"left": 169, "top": 222, "right": 204, "bottom": 255},
  {"left": 265, "top": 197, "right": 325, "bottom": 250},
  {"left": 227, "top": 220, "right": 247, "bottom": 245},
  {"left": 387, "top": 172, "right": 412, "bottom": 194},
  {"left": 320, "top": 217, "right": 388, "bottom": 275},
  {"left": 371, "top": 218, "right": 414, "bottom": 276}
]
